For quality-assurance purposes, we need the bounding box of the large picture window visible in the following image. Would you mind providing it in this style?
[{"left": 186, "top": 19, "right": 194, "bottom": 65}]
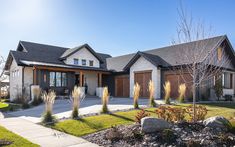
[{"left": 49, "top": 72, "right": 67, "bottom": 87}]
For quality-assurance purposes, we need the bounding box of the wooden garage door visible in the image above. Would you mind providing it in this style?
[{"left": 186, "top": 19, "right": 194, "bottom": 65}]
[
  {"left": 165, "top": 73, "right": 192, "bottom": 98},
  {"left": 115, "top": 75, "right": 130, "bottom": 97},
  {"left": 134, "top": 71, "right": 152, "bottom": 97}
]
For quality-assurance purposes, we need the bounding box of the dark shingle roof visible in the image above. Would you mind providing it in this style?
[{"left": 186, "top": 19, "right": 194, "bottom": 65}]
[
  {"left": 6, "top": 41, "right": 111, "bottom": 70},
  {"left": 107, "top": 35, "right": 226, "bottom": 72}
]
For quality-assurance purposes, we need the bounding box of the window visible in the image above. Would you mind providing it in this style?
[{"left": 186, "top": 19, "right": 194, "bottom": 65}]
[
  {"left": 74, "top": 58, "right": 79, "bottom": 65},
  {"left": 56, "top": 72, "right": 62, "bottom": 87},
  {"left": 49, "top": 72, "right": 67, "bottom": 87},
  {"left": 50, "top": 72, "right": 56, "bottom": 86},
  {"left": 223, "top": 72, "right": 233, "bottom": 89},
  {"left": 217, "top": 47, "right": 222, "bottom": 61},
  {"left": 82, "top": 59, "right": 86, "bottom": 66},
  {"left": 62, "top": 73, "right": 67, "bottom": 86},
  {"left": 89, "top": 60, "right": 94, "bottom": 66}
]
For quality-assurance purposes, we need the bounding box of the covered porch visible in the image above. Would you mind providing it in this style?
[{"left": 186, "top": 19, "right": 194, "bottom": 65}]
[{"left": 32, "top": 65, "right": 110, "bottom": 97}]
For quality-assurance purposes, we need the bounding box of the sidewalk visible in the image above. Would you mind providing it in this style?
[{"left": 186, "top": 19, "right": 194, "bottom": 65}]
[{"left": 0, "top": 117, "right": 99, "bottom": 147}]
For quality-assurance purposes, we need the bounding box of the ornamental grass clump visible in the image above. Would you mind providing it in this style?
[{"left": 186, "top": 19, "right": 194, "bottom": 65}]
[
  {"left": 71, "top": 86, "right": 84, "bottom": 119},
  {"left": 178, "top": 83, "right": 186, "bottom": 103},
  {"left": 101, "top": 87, "right": 109, "bottom": 113},
  {"left": 148, "top": 80, "right": 156, "bottom": 107},
  {"left": 164, "top": 81, "right": 171, "bottom": 104},
  {"left": 133, "top": 83, "right": 140, "bottom": 109},
  {"left": 31, "top": 87, "right": 42, "bottom": 106},
  {"left": 42, "top": 90, "right": 56, "bottom": 124}
]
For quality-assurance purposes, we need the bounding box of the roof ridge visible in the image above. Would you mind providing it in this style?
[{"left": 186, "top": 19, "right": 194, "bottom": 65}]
[
  {"left": 20, "top": 40, "right": 69, "bottom": 49},
  {"left": 107, "top": 35, "right": 226, "bottom": 59}
]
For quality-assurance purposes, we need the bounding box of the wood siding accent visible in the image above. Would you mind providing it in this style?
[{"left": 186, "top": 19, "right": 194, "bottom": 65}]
[
  {"left": 164, "top": 73, "right": 193, "bottom": 98},
  {"left": 115, "top": 75, "right": 130, "bottom": 97},
  {"left": 134, "top": 71, "right": 152, "bottom": 97}
]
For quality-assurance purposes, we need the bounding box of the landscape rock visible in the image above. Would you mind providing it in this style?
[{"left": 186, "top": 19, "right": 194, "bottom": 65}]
[
  {"left": 141, "top": 117, "right": 171, "bottom": 133},
  {"left": 203, "top": 116, "right": 232, "bottom": 131}
]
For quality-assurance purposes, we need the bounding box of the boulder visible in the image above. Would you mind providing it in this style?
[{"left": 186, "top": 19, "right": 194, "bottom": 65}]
[
  {"left": 203, "top": 116, "right": 232, "bottom": 131},
  {"left": 141, "top": 117, "right": 171, "bottom": 133}
]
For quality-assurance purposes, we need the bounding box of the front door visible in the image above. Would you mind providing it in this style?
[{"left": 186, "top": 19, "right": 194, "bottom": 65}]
[{"left": 75, "top": 74, "right": 80, "bottom": 86}]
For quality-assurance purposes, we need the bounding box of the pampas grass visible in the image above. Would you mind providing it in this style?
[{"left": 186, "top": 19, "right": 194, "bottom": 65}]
[
  {"left": 101, "top": 87, "right": 109, "bottom": 113},
  {"left": 42, "top": 90, "right": 56, "bottom": 124},
  {"left": 148, "top": 80, "right": 156, "bottom": 107},
  {"left": 133, "top": 83, "right": 140, "bottom": 109},
  {"left": 71, "top": 86, "right": 85, "bottom": 119},
  {"left": 178, "top": 83, "right": 186, "bottom": 103},
  {"left": 164, "top": 81, "right": 171, "bottom": 104}
]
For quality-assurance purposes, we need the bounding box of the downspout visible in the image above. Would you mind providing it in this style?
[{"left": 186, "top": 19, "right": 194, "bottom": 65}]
[{"left": 22, "top": 66, "right": 25, "bottom": 97}]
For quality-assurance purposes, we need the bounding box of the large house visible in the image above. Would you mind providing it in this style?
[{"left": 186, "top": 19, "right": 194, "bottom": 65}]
[{"left": 4, "top": 35, "right": 235, "bottom": 101}]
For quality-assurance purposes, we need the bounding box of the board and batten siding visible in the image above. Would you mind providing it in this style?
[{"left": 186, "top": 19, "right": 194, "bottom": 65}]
[
  {"left": 64, "top": 47, "right": 100, "bottom": 68},
  {"left": 129, "top": 56, "right": 161, "bottom": 99},
  {"left": 9, "top": 59, "right": 23, "bottom": 101}
]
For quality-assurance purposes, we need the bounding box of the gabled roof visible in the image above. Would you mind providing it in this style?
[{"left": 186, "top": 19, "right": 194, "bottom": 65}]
[
  {"left": 4, "top": 41, "right": 111, "bottom": 70},
  {"left": 107, "top": 35, "right": 232, "bottom": 72},
  {"left": 123, "top": 52, "right": 170, "bottom": 71},
  {"left": 60, "top": 44, "right": 104, "bottom": 63}
]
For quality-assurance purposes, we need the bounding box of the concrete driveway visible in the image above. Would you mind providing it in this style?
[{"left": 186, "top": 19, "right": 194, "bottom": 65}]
[{"left": 5, "top": 97, "right": 152, "bottom": 123}]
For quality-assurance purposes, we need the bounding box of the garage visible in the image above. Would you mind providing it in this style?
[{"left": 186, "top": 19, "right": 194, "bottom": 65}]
[
  {"left": 134, "top": 71, "right": 152, "bottom": 97},
  {"left": 115, "top": 75, "right": 130, "bottom": 97},
  {"left": 165, "top": 73, "right": 192, "bottom": 98}
]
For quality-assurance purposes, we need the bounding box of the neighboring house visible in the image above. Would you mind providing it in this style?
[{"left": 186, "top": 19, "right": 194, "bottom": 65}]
[{"left": 4, "top": 35, "right": 235, "bottom": 101}]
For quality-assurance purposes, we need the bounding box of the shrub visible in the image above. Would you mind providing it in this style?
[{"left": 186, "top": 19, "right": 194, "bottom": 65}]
[
  {"left": 214, "top": 77, "right": 223, "bottom": 101},
  {"left": 135, "top": 109, "right": 150, "bottom": 124},
  {"left": 22, "top": 103, "right": 30, "bottom": 109},
  {"left": 178, "top": 83, "right": 186, "bottom": 103},
  {"left": 101, "top": 87, "right": 109, "bottom": 113},
  {"left": 133, "top": 83, "right": 140, "bottom": 109},
  {"left": 148, "top": 80, "right": 156, "bottom": 107},
  {"left": 156, "top": 105, "right": 186, "bottom": 122},
  {"left": 164, "top": 81, "right": 171, "bottom": 104},
  {"left": 41, "top": 90, "right": 56, "bottom": 124},
  {"left": 185, "top": 105, "right": 208, "bottom": 122},
  {"left": 71, "top": 86, "right": 84, "bottom": 119}
]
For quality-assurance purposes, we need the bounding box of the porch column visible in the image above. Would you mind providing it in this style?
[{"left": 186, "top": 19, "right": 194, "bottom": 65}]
[
  {"left": 33, "top": 66, "right": 37, "bottom": 85},
  {"left": 98, "top": 73, "right": 102, "bottom": 87},
  {"left": 80, "top": 71, "right": 83, "bottom": 87}
]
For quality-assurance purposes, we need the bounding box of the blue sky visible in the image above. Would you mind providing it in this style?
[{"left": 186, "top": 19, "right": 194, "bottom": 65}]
[{"left": 1, "top": 0, "right": 235, "bottom": 59}]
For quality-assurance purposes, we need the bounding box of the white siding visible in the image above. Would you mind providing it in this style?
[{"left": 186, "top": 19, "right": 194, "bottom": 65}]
[
  {"left": 64, "top": 47, "right": 100, "bottom": 68},
  {"left": 23, "top": 67, "right": 33, "bottom": 98},
  {"left": 129, "top": 57, "right": 161, "bottom": 99},
  {"left": 9, "top": 59, "right": 23, "bottom": 101},
  {"left": 83, "top": 72, "right": 98, "bottom": 95}
]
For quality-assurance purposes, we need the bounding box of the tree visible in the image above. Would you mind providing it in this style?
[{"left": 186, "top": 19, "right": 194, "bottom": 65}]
[
  {"left": 0, "top": 55, "right": 7, "bottom": 99},
  {"left": 172, "top": 3, "right": 230, "bottom": 121},
  {"left": 214, "top": 76, "right": 223, "bottom": 101}
]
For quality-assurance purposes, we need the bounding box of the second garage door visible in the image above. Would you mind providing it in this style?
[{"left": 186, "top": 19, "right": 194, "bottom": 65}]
[
  {"left": 165, "top": 73, "right": 193, "bottom": 99},
  {"left": 134, "top": 71, "right": 152, "bottom": 98}
]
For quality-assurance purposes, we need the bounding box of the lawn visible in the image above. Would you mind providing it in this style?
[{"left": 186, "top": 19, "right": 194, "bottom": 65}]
[
  {"left": 0, "top": 102, "right": 8, "bottom": 109},
  {"left": 53, "top": 103, "right": 235, "bottom": 137},
  {"left": 0, "top": 126, "right": 38, "bottom": 147}
]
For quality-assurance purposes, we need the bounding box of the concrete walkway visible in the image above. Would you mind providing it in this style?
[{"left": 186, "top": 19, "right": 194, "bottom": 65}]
[{"left": 0, "top": 117, "right": 99, "bottom": 147}]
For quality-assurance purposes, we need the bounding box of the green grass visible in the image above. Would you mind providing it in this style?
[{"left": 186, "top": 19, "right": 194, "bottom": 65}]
[
  {"left": 53, "top": 103, "right": 235, "bottom": 137},
  {"left": 0, "top": 126, "right": 39, "bottom": 147},
  {"left": 0, "top": 102, "right": 8, "bottom": 109}
]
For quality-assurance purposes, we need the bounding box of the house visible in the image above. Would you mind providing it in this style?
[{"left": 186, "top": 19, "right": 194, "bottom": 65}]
[{"left": 4, "top": 35, "right": 235, "bottom": 101}]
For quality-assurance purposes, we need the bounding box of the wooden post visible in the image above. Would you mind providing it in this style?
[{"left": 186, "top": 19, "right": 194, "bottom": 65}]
[
  {"left": 80, "top": 71, "right": 83, "bottom": 87},
  {"left": 33, "top": 66, "right": 37, "bottom": 85},
  {"left": 99, "top": 73, "right": 102, "bottom": 87}
]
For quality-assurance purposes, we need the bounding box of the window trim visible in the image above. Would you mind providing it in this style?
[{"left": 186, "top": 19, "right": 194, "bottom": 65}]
[
  {"left": 49, "top": 72, "right": 67, "bottom": 87},
  {"left": 73, "top": 58, "right": 79, "bottom": 65},
  {"left": 82, "top": 59, "right": 86, "bottom": 66},
  {"left": 89, "top": 60, "right": 94, "bottom": 66}
]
